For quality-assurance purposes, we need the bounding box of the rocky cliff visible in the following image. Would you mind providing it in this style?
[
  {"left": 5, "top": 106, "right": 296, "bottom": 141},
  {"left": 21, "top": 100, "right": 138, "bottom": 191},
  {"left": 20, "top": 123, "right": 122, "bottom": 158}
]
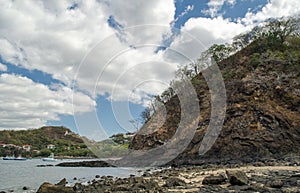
[{"left": 129, "top": 38, "right": 300, "bottom": 165}]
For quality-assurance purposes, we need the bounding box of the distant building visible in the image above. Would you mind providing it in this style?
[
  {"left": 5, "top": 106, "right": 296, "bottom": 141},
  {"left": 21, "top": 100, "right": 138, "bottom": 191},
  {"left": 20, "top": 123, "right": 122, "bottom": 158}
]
[
  {"left": 6, "top": 144, "right": 16, "bottom": 148},
  {"left": 22, "top": 144, "right": 31, "bottom": 151},
  {"left": 47, "top": 144, "right": 55, "bottom": 149}
]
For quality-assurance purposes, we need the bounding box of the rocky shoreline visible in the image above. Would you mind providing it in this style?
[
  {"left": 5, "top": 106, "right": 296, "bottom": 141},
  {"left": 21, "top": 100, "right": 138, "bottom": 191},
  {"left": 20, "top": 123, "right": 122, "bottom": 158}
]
[{"left": 35, "top": 158, "right": 300, "bottom": 193}]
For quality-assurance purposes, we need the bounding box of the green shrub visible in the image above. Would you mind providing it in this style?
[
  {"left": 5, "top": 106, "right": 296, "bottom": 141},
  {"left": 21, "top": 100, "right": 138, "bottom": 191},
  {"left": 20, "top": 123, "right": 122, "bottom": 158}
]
[{"left": 250, "top": 53, "right": 261, "bottom": 68}]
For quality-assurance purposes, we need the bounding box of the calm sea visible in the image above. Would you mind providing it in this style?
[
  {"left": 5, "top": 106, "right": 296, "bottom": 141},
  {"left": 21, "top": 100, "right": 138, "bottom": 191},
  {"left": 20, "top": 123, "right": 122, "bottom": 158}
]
[{"left": 0, "top": 159, "right": 139, "bottom": 193}]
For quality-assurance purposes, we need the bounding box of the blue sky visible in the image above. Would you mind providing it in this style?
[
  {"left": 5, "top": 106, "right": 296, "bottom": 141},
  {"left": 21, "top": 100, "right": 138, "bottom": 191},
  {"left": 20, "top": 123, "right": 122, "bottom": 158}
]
[
  {"left": 0, "top": 0, "right": 299, "bottom": 140},
  {"left": 173, "top": 0, "right": 268, "bottom": 29}
]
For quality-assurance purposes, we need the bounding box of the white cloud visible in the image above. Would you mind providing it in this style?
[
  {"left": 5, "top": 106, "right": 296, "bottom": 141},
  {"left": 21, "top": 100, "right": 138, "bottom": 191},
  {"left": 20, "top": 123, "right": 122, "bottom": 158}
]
[
  {"left": 175, "top": 0, "right": 300, "bottom": 64},
  {"left": 0, "top": 0, "right": 176, "bottom": 93},
  {"left": 73, "top": 39, "right": 179, "bottom": 105},
  {"left": 1, "top": 0, "right": 299, "bottom": 131},
  {"left": 106, "top": 0, "right": 175, "bottom": 27},
  {"left": 0, "top": 63, "right": 7, "bottom": 72},
  {"left": 0, "top": 73, "right": 95, "bottom": 130},
  {"left": 177, "top": 5, "right": 194, "bottom": 19},
  {"left": 168, "top": 16, "right": 249, "bottom": 64},
  {"left": 203, "top": 0, "right": 237, "bottom": 17},
  {"left": 0, "top": 39, "right": 28, "bottom": 67},
  {"left": 241, "top": 0, "right": 300, "bottom": 25},
  {"left": 0, "top": 0, "right": 178, "bottom": 130},
  {"left": 0, "top": 0, "right": 113, "bottom": 86}
]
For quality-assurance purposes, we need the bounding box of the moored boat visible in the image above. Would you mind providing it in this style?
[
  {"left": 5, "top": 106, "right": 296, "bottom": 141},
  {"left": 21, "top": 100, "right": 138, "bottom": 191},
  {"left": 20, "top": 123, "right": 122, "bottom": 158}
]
[
  {"left": 2, "top": 156, "right": 27, "bottom": 161},
  {"left": 14, "top": 156, "right": 27, "bottom": 161},
  {"left": 2, "top": 156, "right": 15, "bottom": 160},
  {"left": 42, "top": 153, "right": 57, "bottom": 162}
]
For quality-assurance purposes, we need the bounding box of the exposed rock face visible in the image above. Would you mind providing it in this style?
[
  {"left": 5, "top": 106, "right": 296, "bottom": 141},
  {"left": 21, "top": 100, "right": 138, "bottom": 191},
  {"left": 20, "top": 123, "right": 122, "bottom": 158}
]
[{"left": 129, "top": 41, "right": 300, "bottom": 165}]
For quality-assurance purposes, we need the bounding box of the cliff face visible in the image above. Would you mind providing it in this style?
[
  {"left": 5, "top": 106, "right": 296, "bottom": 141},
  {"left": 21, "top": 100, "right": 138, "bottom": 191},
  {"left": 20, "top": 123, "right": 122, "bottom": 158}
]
[{"left": 129, "top": 40, "right": 300, "bottom": 165}]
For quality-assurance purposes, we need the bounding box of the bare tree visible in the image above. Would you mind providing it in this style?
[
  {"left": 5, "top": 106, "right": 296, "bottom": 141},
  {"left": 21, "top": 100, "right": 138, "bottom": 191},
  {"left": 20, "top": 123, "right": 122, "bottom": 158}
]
[{"left": 129, "top": 119, "right": 140, "bottom": 132}]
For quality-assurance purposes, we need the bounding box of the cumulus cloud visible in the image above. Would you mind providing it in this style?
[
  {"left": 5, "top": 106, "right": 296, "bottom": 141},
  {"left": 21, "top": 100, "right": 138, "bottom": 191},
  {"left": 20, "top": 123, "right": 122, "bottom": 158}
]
[
  {"left": 0, "top": 39, "right": 27, "bottom": 67},
  {"left": 0, "top": 0, "right": 176, "bottom": 93},
  {"left": 202, "top": 0, "right": 237, "bottom": 17},
  {"left": 0, "top": 0, "right": 299, "bottom": 131},
  {"left": 0, "top": 73, "right": 95, "bottom": 130},
  {"left": 177, "top": 5, "right": 194, "bottom": 19},
  {"left": 241, "top": 0, "right": 300, "bottom": 25},
  {"left": 0, "top": 0, "right": 177, "bottom": 130},
  {"left": 168, "top": 16, "right": 249, "bottom": 64},
  {"left": 175, "top": 0, "right": 300, "bottom": 64},
  {"left": 0, "top": 0, "right": 114, "bottom": 85},
  {"left": 105, "top": 0, "right": 175, "bottom": 27},
  {"left": 73, "top": 35, "right": 179, "bottom": 106}
]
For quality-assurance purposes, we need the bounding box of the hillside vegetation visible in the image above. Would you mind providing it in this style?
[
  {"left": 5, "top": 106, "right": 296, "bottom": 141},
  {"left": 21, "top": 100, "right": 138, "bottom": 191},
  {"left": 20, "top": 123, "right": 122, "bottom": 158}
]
[
  {"left": 129, "top": 16, "right": 300, "bottom": 165},
  {"left": 0, "top": 126, "right": 83, "bottom": 149},
  {"left": 0, "top": 126, "right": 132, "bottom": 158},
  {"left": 0, "top": 126, "right": 94, "bottom": 157}
]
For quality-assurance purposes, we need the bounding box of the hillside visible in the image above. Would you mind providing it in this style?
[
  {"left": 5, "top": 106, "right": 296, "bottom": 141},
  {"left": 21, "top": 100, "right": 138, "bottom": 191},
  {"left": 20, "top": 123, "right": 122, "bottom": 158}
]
[
  {"left": 0, "top": 126, "right": 83, "bottom": 149},
  {"left": 0, "top": 126, "right": 133, "bottom": 158},
  {"left": 0, "top": 126, "right": 93, "bottom": 157},
  {"left": 129, "top": 18, "right": 300, "bottom": 166}
]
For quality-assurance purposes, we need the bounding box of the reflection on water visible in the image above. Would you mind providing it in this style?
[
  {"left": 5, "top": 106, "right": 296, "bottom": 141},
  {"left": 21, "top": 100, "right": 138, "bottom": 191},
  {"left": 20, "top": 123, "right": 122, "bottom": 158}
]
[{"left": 0, "top": 159, "right": 138, "bottom": 193}]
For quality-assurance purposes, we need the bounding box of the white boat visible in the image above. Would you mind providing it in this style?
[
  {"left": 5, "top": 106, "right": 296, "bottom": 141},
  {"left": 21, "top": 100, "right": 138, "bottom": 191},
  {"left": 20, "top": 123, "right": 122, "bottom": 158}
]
[
  {"left": 14, "top": 156, "right": 27, "bottom": 161},
  {"left": 42, "top": 153, "right": 57, "bottom": 162},
  {"left": 2, "top": 156, "right": 27, "bottom": 161},
  {"left": 3, "top": 156, "right": 15, "bottom": 160}
]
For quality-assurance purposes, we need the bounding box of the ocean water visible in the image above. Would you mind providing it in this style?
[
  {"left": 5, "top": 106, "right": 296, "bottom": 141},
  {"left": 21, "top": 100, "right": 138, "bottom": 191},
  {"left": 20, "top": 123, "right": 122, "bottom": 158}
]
[{"left": 0, "top": 159, "right": 139, "bottom": 193}]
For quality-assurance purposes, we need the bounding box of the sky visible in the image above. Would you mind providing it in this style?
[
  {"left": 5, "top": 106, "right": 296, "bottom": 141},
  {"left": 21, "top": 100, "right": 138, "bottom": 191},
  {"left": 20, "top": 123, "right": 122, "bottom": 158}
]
[{"left": 0, "top": 0, "right": 299, "bottom": 140}]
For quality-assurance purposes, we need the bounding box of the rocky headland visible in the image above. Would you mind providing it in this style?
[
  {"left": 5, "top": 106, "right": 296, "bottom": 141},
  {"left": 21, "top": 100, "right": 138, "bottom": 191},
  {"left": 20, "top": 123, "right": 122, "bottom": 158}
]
[{"left": 35, "top": 17, "right": 300, "bottom": 193}]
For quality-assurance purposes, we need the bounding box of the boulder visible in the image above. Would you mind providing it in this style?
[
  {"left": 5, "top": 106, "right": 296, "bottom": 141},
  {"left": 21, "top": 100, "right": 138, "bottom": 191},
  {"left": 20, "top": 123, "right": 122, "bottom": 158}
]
[
  {"left": 270, "top": 180, "right": 284, "bottom": 188},
  {"left": 22, "top": 186, "right": 29, "bottom": 190},
  {"left": 163, "top": 177, "right": 186, "bottom": 187},
  {"left": 226, "top": 170, "right": 248, "bottom": 185},
  {"left": 36, "top": 182, "right": 74, "bottom": 193},
  {"left": 56, "top": 178, "right": 67, "bottom": 186},
  {"left": 73, "top": 183, "right": 84, "bottom": 191}
]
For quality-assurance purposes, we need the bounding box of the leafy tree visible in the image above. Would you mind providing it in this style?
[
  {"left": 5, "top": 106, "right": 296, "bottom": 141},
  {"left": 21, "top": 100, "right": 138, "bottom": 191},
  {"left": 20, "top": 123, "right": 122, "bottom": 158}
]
[
  {"left": 232, "top": 26, "right": 261, "bottom": 50},
  {"left": 39, "top": 148, "right": 51, "bottom": 157},
  {"left": 208, "top": 44, "right": 232, "bottom": 62},
  {"left": 264, "top": 17, "right": 299, "bottom": 44}
]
